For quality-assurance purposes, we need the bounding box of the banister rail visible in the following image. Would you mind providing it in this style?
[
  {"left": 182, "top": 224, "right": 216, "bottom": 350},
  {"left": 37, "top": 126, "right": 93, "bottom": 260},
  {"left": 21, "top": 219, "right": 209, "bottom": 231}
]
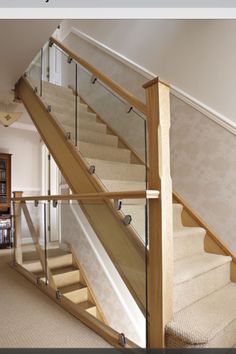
[
  {"left": 12, "top": 190, "right": 159, "bottom": 202},
  {"left": 50, "top": 37, "right": 147, "bottom": 116}
]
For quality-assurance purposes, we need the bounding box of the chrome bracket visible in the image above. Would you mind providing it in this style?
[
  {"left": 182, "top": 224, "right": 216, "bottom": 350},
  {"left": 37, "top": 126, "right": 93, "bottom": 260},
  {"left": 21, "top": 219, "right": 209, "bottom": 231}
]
[
  {"left": 89, "top": 165, "right": 96, "bottom": 175},
  {"left": 91, "top": 75, "right": 97, "bottom": 84},
  {"left": 34, "top": 200, "right": 39, "bottom": 207},
  {"left": 56, "top": 290, "right": 62, "bottom": 301},
  {"left": 36, "top": 276, "right": 41, "bottom": 285},
  {"left": 24, "top": 72, "right": 27, "bottom": 78},
  {"left": 114, "top": 199, "right": 122, "bottom": 211},
  {"left": 49, "top": 40, "right": 53, "bottom": 48},
  {"left": 123, "top": 215, "right": 132, "bottom": 226},
  {"left": 67, "top": 56, "right": 73, "bottom": 64},
  {"left": 47, "top": 105, "right": 51, "bottom": 113},
  {"left": 34, "top": 87, "right": 38, "bottom": 94},
  {"left": 65, "top": 132, "right": 71, "bottom": 140},
  {"left": 52, "top": 200, "right": 58, "bottom": 208},
  {"left": 118, "top": 333, "right": 126, "bottom": 347}
]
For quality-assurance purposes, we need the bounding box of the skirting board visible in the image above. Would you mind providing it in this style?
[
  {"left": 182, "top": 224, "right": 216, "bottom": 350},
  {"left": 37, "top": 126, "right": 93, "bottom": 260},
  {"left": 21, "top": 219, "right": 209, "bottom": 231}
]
[{"left": 68, "top": 27, "right": 236, "bottom": 137}]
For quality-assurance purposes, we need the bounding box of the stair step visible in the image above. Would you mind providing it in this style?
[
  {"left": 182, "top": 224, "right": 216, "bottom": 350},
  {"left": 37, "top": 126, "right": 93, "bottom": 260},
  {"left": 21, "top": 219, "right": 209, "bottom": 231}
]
[
  {"left": 59, "top": 282, "right": 85, "bottom": 294},
  {"left": 42, "top": 92, "right": 88, "bottom": 111},
  {"left": 86, "top": 158, "right": 146, "bottom": 182},
  {"left": 48, "top": 254, "right": 73, "bottom": 269},
  {"left": 101, "top": 179, "right": 146, "bottom": 192},
  {"left": 166, "top": 283, "right": 236, "bottom": 348},
  {"left": 23, "top": 253, "right": 73, "bottom": 273},
  {"left": 65, "top": 130, "right": 118, "bottom": 147},
  {"left": 42, "top": 81, "right": 73, "bottom": 96},
  {"left": 42, "top": 100, "right": 87, "bottom": 117},
  {"left": 52, "top": 267, "right": 81, "bottom": 288},
  {"left": 51, "top": 109, "right": 97, "bottom": 123},
  {"left": 174, "top": 253, "right": 231, "bottom": 312},
  {"left": 63, "top": 120, "right": 107, "bottom": 134},
  {"left": 79, "top": 301, "right": 97, "bottom": 317},
  {"left": 174, "top": 227, "right": 206, "bottom": 261},
  {"left": 79, "top": 142, "right": 131, "bottom": 163},
  {"left": 64, "top": 286, "right": 89, "bottom": 304},
  {"left": 173, "top": 203, "right": 183, "bottom": 229}
]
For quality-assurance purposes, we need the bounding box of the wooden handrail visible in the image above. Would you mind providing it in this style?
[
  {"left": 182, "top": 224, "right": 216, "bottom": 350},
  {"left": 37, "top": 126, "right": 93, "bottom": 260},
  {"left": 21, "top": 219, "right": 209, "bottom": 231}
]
[
  {"left": 50, "top": 37, "right": 147, "bottom": 116},
  {"left": 12, "top": 190, "right": 159, "bottom": 202}
]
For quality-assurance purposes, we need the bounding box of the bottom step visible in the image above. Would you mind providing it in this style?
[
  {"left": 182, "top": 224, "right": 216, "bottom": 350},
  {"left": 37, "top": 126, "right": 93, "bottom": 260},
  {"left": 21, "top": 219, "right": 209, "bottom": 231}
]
[{"left": 166, "top": 283, "right": 236, "bottom": 348}]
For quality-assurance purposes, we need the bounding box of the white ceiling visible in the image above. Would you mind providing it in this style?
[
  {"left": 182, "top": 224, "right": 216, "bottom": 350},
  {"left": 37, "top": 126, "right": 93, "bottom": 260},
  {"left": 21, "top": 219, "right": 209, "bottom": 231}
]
[{"left": 0, "top": 20, "right": 60, "bottom": 105}]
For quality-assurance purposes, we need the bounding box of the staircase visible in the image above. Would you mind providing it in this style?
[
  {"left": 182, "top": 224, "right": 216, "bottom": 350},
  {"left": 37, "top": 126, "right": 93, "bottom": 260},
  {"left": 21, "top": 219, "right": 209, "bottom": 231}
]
[
  {"left": 22, "top": 244, "right": 106, "bottom": 323},
  {"left": 13, "top": 34, "right": 236, "bottom": 347},
  {"left": 36, "top": 81, "right": 236, "bottom": 348}
]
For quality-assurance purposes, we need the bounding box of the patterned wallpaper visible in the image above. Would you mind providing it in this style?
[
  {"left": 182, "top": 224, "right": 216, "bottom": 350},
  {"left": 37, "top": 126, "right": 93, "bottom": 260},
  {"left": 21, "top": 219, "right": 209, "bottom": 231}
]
[{"left": 170, "top": 95, "right": 236, "bottom": 254}]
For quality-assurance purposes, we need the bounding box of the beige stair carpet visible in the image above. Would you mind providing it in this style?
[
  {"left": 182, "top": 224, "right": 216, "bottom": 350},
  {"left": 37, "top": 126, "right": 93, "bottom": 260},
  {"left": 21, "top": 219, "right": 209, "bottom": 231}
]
[{"left": 0, "top": 251, "right": 111, "bottom": 348}]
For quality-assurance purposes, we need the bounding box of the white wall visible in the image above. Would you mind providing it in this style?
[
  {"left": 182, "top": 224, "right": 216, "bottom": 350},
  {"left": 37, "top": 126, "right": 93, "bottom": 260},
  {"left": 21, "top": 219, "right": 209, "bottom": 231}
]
[
  {"left": 62, "top": 19, "right": 236, "bottom": 122},
  {"left": 0, "top": 125, "right": 41, "bottom": 194}
]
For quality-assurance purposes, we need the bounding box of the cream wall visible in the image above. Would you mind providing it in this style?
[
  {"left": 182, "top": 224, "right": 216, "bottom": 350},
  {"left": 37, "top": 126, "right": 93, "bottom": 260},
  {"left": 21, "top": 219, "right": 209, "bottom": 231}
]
[
  {"left": 61, "top": 19, "right": 236, "bottom": 122},
  {"left": 0, "top": 125, "right": 41, "bottom": 194}
]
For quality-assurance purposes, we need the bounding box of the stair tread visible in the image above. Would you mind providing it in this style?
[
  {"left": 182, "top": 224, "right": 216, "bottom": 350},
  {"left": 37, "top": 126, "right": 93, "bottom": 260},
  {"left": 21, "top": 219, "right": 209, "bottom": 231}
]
[
  {"left": 59, "top": 282, "right": 86, "bottom": 294},
  {"left": 174, "top": 226, "right": 206, "bottom": 238},
  {"left": 174, "top": 253, "right": 232, "bottom": 285},
  {"left": 78, "top": 300, "right": 96, "bottom": 311},
  {"left": 166, "top": 283, "right": 236, "bottom": 345},
  {"left": 51, "top": 266, "right": 77, "bottom": 275},
  {"left": 101, "top": 179, "right": 145, "bottom": 191}
]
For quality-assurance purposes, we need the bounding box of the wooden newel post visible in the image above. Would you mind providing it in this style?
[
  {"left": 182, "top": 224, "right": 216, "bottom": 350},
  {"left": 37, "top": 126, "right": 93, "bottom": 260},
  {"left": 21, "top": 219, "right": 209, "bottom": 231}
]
[
  {"left": 143, "top": 78, "right": 173, "bottom": 348},
  {"left": 13, "top": 191, "right": 23, "bottom": 265}
]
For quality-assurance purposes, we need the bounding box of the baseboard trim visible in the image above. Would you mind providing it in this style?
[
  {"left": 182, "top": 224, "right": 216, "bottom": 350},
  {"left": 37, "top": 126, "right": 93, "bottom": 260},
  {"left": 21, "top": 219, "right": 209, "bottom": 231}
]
[{"left": 68, "top": 27, "right": 236, "bottom": 136}]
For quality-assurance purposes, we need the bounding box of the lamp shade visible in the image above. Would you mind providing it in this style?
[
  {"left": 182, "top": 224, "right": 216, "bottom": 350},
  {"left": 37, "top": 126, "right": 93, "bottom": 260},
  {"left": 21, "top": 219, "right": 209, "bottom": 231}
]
[{"left": 0, "top": 112, "right": 22, "bottom": 127}]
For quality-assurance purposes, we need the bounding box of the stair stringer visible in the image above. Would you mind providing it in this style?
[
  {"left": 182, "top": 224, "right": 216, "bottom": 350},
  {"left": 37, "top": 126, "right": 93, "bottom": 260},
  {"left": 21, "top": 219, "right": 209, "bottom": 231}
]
[
  {"left": 61, "top": 200, "right": 145, "bottom": 347},
  {"left": 16, "top": 76, "right": 146, "bottom": 312}
]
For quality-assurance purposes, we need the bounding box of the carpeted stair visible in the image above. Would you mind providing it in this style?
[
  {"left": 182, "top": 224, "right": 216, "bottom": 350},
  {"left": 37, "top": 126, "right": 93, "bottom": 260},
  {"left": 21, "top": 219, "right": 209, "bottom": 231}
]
[{"left": 32, "top": 80, "right": 236, "bottom": 348}]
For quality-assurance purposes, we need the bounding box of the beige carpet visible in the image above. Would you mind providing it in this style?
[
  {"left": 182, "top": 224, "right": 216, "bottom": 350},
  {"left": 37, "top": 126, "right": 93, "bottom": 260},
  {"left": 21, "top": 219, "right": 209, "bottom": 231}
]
[{"left": 0, "top": 250, "right": 111, "bottom": 348}]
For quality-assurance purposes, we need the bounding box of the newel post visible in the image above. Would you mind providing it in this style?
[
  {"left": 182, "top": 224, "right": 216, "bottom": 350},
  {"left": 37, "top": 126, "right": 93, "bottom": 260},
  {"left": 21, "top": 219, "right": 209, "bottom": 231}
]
[
  {"left": 12, "top": 191, "right": 23, "bottom": 265},
  {"left": 143, "top": 78, "right": 173, "bottom": 348}
]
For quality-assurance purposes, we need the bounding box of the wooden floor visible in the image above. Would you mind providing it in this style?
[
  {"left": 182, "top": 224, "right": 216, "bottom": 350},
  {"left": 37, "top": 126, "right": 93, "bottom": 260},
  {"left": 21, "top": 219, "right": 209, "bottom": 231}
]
[{"left": 0, "top": 250, "right": 111, "bottom": 348}]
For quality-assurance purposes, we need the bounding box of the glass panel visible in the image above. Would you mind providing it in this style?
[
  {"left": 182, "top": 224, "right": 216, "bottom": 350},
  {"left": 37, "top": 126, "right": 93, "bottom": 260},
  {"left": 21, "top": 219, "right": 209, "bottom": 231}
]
[
  {"left": 19, "top": 202, "right": 48, "bottom": 284},
  {"left": 41, "top": 45, "right": 77, "bottom": 148},
  {"left": 25, "top": 49, "right": 42, "bottom": 95},
  {"left": 58, "top": 198, "right": 147, "bottom": 347},
  {"left": 23, "top": 41, "right": 149, "bottom": 347},
  {"left": 77, "top": 65, "right": 147, "bottom": 161}
]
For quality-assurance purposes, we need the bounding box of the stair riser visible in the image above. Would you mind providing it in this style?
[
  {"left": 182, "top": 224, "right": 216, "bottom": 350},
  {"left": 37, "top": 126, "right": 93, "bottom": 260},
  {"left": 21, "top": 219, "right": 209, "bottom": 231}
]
[
  {"left": 24, "top": 262, "right": 42, "bottom": 273},
  {"left": 48, "top": 254, "right": 73, "bottom": 269},
  {"left": 42, "top": 84, "right": 73, "bottom": 97},
  {"left": 43, "top": 93, "right": 87, "bottom": 109},
  {"left": 53, "top": 270, "right": 81, "bottom": 288},
  {"left": 79, "top": 143, "right": 131, "bottom": 163},
  {"left": 173, "top": 204, "right": 183, "bottom": 229},
  {"left": 67, "top": 131, "right": 118, "bottom": 147},
  {"left": 174, "top": 262, "right": 231, "bottom": 312},
  {"left": 92, "top": 165, "right": 145, "bottom": 182},
  {"left": 86, "top": 306, "right": 98, "bottom": 317},
  {"left": 174, "top": 234, "right": 205, "bottom": 261},
  {"left": 62, "top": 121, "right": 107, "bottom": 134},
  {"left": 44, "top": 98, "right": 87, "bottom": 113},
  {"left": 64, "top": 288, "right": 89, "bottom": 304},
  {"left": 51, "top": 108, "right": 96, "bottom": 122}
]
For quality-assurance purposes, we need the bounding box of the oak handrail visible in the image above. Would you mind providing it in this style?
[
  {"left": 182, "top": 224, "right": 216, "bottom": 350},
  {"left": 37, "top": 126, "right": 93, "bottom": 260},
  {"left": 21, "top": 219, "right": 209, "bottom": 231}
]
[
  {"left": 50, "top": 37, "right": 147, "bottom": 116},
  {"left": 12, "top": 190, "right": 159, "bottom": 202}
]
